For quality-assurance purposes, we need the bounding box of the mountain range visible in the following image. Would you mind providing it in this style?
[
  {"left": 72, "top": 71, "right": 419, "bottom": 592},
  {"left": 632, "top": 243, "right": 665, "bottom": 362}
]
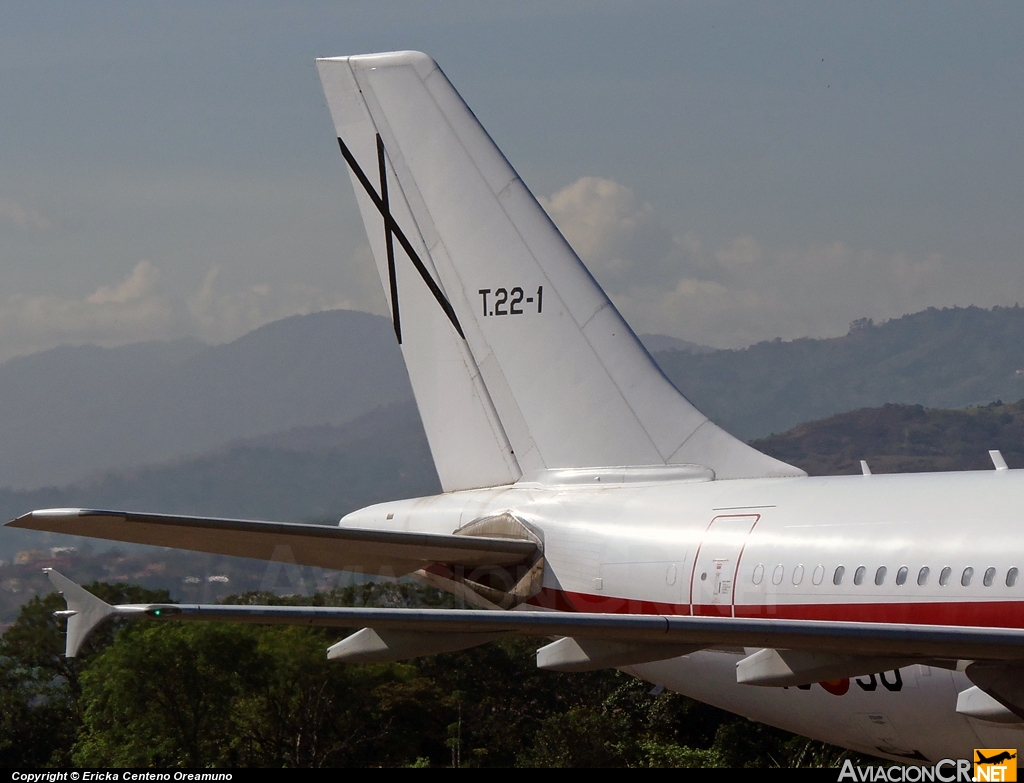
[
  {"left": 0, "top": 310, "right": 412, "bottom": 490},
  {"left": 3, "top": 303, "right": 1024, "bottom": 570},
  {"left": 2, "top": 304, "right": 1022, "bottom": 493},
  {"left": 658, "top": 306, "right": 1024, "bottom": 439}
]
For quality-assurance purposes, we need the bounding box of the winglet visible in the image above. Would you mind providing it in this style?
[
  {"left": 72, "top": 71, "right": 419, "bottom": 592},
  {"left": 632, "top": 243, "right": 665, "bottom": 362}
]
[{"left": 45, "top": 569, "right": 116, "bottom": 657}]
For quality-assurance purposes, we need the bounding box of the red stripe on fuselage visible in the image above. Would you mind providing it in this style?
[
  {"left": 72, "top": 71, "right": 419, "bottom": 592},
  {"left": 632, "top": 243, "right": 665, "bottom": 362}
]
[
  {"left": 733, "top": 600, "right": 1024, "bottom": 627},
  {"left": 527, "top": 587, "right": 1024, "bottom": 628},
  {"left": 527, "top": 587, "right": 689, "bottom": 615}
]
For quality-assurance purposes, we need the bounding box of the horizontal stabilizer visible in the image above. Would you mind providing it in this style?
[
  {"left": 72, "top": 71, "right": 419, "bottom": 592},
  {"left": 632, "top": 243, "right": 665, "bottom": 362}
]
[{"left": 11, "top": 509, "right": 537, "bottom": 576}]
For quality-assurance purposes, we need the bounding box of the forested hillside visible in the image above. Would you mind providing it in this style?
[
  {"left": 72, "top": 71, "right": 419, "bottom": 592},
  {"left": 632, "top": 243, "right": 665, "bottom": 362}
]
[
  {"left": 659, "top": 306, "right": 1024, "bottom": 439},
  {"left": 753, "top": 399, "right": 1024, "bottom": 475}
]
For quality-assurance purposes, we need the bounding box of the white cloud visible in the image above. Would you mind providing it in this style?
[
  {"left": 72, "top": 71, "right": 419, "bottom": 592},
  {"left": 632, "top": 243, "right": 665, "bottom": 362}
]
[
  {"left": 0, "top": 173, "right": 982, "bottom": 361},
  {"left": 87, "top": 259, "right": 160, "bottom": 304},
  {"left": 543, "top": 176, "right": 968, "bottom": 348},
  {"left": 613, "top": 240, "right": 956, "bottom": 348},
  {"left": 187, "top": 265, "right": 352, "bottom": 344},
  {"left": 0, "top": 261, "right": 174, "bottom": 359},
  {"left": 0, "top": 258, "right": 372, "bottom": 361},
  {"left": 334, "top": 243, "right": 390, "bottom": 318},
  {"left": 540, "top": 177, "right": 677, "bottom": 291},
  {"left": 0, "top": 199, "right": 50, "bottom": 231}
]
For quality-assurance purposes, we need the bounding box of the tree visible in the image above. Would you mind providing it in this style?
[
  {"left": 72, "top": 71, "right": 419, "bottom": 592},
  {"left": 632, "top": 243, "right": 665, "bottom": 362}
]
[
  {"left": 74, "top": 622, "right": 261, "bottom": 767},
  {"left": 0, "top": 583, "right": 169, "bottom": 767}
]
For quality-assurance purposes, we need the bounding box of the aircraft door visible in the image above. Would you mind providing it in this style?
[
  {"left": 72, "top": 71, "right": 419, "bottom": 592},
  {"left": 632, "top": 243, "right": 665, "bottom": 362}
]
[{"left": 689, "top": 514, "right": 761, "bottom": 616}]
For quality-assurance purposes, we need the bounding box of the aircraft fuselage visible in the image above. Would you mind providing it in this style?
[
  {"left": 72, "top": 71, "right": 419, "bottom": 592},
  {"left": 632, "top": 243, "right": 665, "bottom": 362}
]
[{"left": 343, "top": 468, "right": 1024, "bottom": 761}]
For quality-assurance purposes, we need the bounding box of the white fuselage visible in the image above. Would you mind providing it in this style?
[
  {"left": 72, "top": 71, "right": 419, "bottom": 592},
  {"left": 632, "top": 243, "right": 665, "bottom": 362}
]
[{"left": 342, "top": 468, "right": 1024, "bottom": 761}]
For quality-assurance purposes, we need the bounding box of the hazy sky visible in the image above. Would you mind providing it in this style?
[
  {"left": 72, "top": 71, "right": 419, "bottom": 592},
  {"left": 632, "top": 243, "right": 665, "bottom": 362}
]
[{"left": 2, "top": 2, "right": 1023, "bottom": 358}]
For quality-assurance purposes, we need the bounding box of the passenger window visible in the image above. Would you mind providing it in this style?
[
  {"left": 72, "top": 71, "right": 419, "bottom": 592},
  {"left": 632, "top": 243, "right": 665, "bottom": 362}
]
[
  {"left": 772, "top": 565, "right": 784, "bottom": 585},
  {"left": 984, "top": 567, "right": 996, "bottom": 587},
  {"left": 833, "top": 565, "right": 845, "bottom": 585},
  {"left": 1008, "top": 568, "right": 1019, "bottom": 587},
  {"left": 752, "top": 564, "right": 764, "bottom": 585},
  {"left": 917, "top": 566, "right": 930, "bottom": 586},
  {"left": 961, "top": 567, "right": 974, "bottom": 587},
  {"left": 812, "top": 565, "right": 824, "bottom": 585},
  {"left": 896, "top": 566, "right": 908, "bottom": 586},
  {"left": 854, "top": 566, "right": 866, "bottom": 586},
  {"left": 874, "top": 566, "right": 887, "bottom": 586},
  {"left": 939, "top": 567, "right": 952, "bottom": 586},
  {"left": 792, "top": 565, "right": 805, "bottom": 585}
]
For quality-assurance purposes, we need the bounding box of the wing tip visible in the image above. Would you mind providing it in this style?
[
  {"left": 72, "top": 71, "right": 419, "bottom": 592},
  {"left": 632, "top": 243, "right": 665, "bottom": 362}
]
[{"left": 6, "top": 507, "right": 84, "bottom": 528}]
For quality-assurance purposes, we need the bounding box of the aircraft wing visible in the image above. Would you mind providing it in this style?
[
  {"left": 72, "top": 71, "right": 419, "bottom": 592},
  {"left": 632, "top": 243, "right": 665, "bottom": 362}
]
[
  {"left": 90, "top": 602, "right": 1024, "bottom": 661},
  {"left": 44, "top": 568, "right": 1024, "bottom": 671},
  {"left": 8, "top": 508, "right": 537, "bottom": 574},
  {"left": 46, "top": 570, "right": 1024, "bottom": 718}
]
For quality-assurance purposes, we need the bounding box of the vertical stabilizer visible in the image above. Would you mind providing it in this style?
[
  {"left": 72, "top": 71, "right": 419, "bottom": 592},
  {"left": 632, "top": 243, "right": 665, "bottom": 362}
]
[{"left": 317, "top": 52, "right": 804, "bottom": 487}]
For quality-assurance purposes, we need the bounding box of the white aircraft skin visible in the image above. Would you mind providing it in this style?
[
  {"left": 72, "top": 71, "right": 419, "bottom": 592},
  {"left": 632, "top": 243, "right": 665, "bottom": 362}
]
[
  {"left": 345, "top": 471, "right": 1024, "bottom": 761},
  {"left": 15, "top": 50, "right": 1024, "bottom": 765}
]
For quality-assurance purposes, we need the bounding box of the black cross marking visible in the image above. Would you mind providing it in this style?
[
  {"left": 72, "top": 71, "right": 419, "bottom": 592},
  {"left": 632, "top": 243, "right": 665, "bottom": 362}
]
[
  {"left": 337, "top": 135, "right": 465, "bottom": 342},
  {"left": 376, "top": 135, "right": 401, "bottom": 344}
]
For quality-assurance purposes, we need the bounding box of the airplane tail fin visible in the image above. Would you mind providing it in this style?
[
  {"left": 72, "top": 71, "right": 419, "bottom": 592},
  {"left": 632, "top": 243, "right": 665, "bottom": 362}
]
[{"left": 317, "top": 52, "right": 804, "bottom": 490}]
